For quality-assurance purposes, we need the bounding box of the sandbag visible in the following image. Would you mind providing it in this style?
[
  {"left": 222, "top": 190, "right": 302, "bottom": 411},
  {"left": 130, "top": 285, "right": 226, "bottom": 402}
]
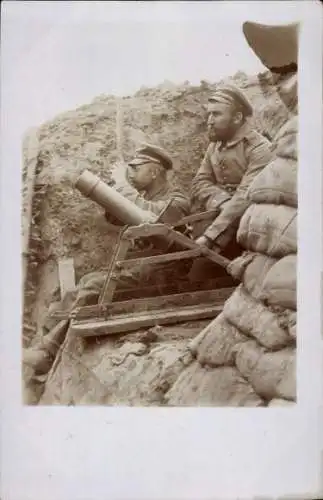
[
  {"left": 235, "top": 341, "right": 296, "bottom": 401},
  {"left": 227, "top": 251, "right": 258, "bottom": 280},
  {"left": 223, "top": 285, "right": 291, "bottom": 349},
  {"left": 239, "top": 253, "right": 277, "bottom": 300},
  {"left": 266, "top": 306, "right": 297, "bottom": 340},
  {"left": 188, "top": 313, "right": 250, "bottom": 367},
  {"left": 273, "top": 115, "right": 298, "bottom": 161},
  {"left": 248, "top": 156, "right": 297, "bottom": 207},
  {"left": 260, "top": 254, "right": 297, "bottom": 310},
  {"left": 237, "top": 204, "right": 297, "bottom": 258},
  {"left": 165, "top": 361, "right": 264, "bottom": 407}
]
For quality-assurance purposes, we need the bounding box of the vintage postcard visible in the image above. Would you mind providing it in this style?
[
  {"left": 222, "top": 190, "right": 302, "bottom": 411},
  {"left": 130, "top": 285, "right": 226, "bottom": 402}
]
[{"left": 1, "top": 1, "right": 322, "bottom": 498}]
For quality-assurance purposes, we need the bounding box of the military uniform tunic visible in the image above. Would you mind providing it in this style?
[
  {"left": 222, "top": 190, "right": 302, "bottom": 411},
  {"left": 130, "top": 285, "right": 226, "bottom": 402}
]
[{"left": 191, "top": 122, "right": 273, "bottom": 244}]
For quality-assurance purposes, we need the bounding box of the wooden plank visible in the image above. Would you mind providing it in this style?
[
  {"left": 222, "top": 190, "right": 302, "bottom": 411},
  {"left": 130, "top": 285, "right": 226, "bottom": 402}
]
[
  {"left": 70, "top": 286, "right": 235, "bottom": 321},
  {"left": 58, "top": 258, "right": 76, "bottom": 299},
  {"left": 123, "top": 223, "right": 170, "bottom": 239},
  {"left": 202, "top": 247, "right": 231, "bottom": 269},
  {"left": 117, "top": 248, "right": 202, "bottom": 269},
  {"left": 126, "top": 248, "right": 163, "bottom": 259},
  {"left": 172, "top": 209, "right": 219, "bottom": 227},
  {"left": 123, "top": 224, "right": 231, "bottom": 269},
  {"left": 168, "top": 229, "right": 231, "bottom": 269},
  {"left": 49, "top": 279, "right": 237, "bottom": 320},
  {"left": 70, "top": 303, "right": 223, "bottom": 337}
]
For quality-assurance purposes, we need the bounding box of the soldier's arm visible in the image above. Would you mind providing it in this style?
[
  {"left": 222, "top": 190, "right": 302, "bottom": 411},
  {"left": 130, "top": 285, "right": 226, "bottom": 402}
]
[
  {"left": 166, "top": 189, "right": 190, "bottom": 218},
  {"left": 191, "top": 145, "right": 232, "bottom": 210},
  {"left": 204, "top": 135, "right": 273, "bottom": 242},
  {"left": 112, "top": 181, "right": 167, "bottom": 216}
]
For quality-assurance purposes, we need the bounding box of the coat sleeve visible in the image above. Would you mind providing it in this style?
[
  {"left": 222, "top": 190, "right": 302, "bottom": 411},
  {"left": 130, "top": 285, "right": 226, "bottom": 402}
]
[
  {"left": 109, "top": 181, "right": 166, "bottom": 216},
  {"left": 204, "top": 135, "right": 273, "bottom": 243},
  {"left": 191, "top": 144, "right": 232, "bottom": 210},
  {"left": 108, "top": 181, "right": 190, "bottom": 220},
  {"left": 166, "top": 189, "right": 191, "bottom": 219}
]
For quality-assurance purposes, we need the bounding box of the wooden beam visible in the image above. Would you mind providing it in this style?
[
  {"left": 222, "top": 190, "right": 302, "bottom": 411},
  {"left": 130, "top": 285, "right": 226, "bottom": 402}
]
[
  {"left": 116, "top": 248, "right": 202, "bottom": 269},
  {"left": 123, "top": 223, "right": 170, "bottom": 239},
  {"left": 70, "top": 303, "right": 224, "bottom": 337},
  {"left": 122, "top": 224, "right": 231, "bottom": 269},
  {"left": 126, "top": 248, "right": 163, "bottom": 259},
  {"left": 202, "top": 247, "right": 231, "bottom": 269},
  {"left": 71, "top": 287, "right": 235, "bottom": 321},
  {"left": 172, "top": 209, "right": 219, "bottom": 227},
  {"left": 168, "top": 229, "right": 231, "bottom": 269},
  {"left": 49, "top": 279, "right": 237, "bottom": 320}
]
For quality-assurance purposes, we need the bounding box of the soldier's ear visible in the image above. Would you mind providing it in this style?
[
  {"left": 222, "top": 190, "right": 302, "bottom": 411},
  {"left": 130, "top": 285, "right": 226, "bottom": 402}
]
[
  {"left": 233, "top": 111, "right": 243, "bottom": 125},
  {"left": 150, "top": 165, "right": 158, "bottom": 179}
]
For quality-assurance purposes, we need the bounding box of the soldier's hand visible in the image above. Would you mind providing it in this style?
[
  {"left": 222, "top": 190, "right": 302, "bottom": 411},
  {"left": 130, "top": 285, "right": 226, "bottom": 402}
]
[{"left": 195, "top": 235, "right": 213, "bottom": 248}]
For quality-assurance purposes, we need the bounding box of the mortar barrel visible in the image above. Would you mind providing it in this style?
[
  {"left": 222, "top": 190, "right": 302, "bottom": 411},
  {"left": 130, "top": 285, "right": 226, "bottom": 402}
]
[{"left": 74, "top": 169, "right": 157, "bottom": 226}]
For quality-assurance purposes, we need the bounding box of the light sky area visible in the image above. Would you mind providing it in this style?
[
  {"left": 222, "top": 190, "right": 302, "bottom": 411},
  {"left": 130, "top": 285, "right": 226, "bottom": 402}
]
[{"left": 1, "top": 1, "right": 310, "bottom": 140}]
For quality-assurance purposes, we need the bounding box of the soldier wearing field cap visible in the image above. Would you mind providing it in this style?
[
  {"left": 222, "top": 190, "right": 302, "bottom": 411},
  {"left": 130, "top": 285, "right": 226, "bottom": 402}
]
[{"left": 192, "top": 83, "right": 273, "bottom": 252}]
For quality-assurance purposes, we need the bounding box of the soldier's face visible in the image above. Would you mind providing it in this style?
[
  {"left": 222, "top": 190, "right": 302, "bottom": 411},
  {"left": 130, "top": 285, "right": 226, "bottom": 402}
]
[
  {"left": 127, "top": 161, "right": 158, "bottom": 190},
  {"left": 207, "top": 102, "right": 237, "bottom": 141}
]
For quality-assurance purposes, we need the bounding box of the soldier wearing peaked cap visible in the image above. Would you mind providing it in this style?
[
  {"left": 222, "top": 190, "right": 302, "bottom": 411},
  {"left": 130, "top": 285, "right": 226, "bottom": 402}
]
[
  {"left": 106, "top": 143, "right": 189, "bottom": 225},
  {"left": 129, "top": 143, "right": 174, "bottom": 171},
  {"left": 75, "top": 143, "right": 190, "bottom": 306},
  {"left": 31, "top": 144, "right": 191, "bottom": 394},
  {"left": 191, "top": 82, "right": 273, "bottom": 254}
]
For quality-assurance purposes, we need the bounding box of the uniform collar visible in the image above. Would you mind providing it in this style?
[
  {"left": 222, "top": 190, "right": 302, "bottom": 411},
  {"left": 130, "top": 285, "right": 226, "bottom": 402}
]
[
  {"left": 143, "top": 179, "right": 169, "bottom": 200},
  {"left": 218, "top": 121, "right": 251, "bottom": 149}
]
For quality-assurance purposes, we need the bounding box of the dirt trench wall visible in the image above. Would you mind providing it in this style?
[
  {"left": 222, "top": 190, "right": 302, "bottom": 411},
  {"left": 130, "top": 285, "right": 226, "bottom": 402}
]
[{"left": 22, "top": 73, "right": 292, "bottom": 345}]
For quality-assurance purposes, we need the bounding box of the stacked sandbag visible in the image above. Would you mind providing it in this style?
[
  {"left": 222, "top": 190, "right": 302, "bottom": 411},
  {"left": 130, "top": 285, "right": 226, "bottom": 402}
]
[
  {"left": 234, "top": 341, "right": 296, "bottom": 401},
  {"left": 228, "top": 253, "right": 297, "bottom": 311},
  {"left": 237, "top": 204, "right": 297, "bottom": 258},
  {"left": 229, "top": 116, "right": 297, "bottom": 405},
  {"left": 188, "top": 313, "right": 250, "bottom": 367},
  {"left": 223, "top": 285, "right": 293, "bottom": 350},
  {"left": 248, "top": 156, "right": 297, "bottom": 207},
  {"left": 166, "top": 116, "right": 297, "bottom": 407},
  {"left": 165, "top": 361, "right": 264, "bottom": 407}
]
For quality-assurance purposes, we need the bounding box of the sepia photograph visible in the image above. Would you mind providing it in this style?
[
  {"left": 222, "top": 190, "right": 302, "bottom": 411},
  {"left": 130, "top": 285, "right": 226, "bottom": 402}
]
[
  {"left": 20, "top": 4, "right": 299, "bottom": 408},
  {"left": 2, "top": 1, "right": 323, "bottom": 498}
]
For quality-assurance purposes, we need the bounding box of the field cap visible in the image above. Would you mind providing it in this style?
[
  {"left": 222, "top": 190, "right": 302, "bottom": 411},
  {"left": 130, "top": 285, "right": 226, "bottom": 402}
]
[{"left": 208, "top": 83, "right": 253, "bottom": 117}]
